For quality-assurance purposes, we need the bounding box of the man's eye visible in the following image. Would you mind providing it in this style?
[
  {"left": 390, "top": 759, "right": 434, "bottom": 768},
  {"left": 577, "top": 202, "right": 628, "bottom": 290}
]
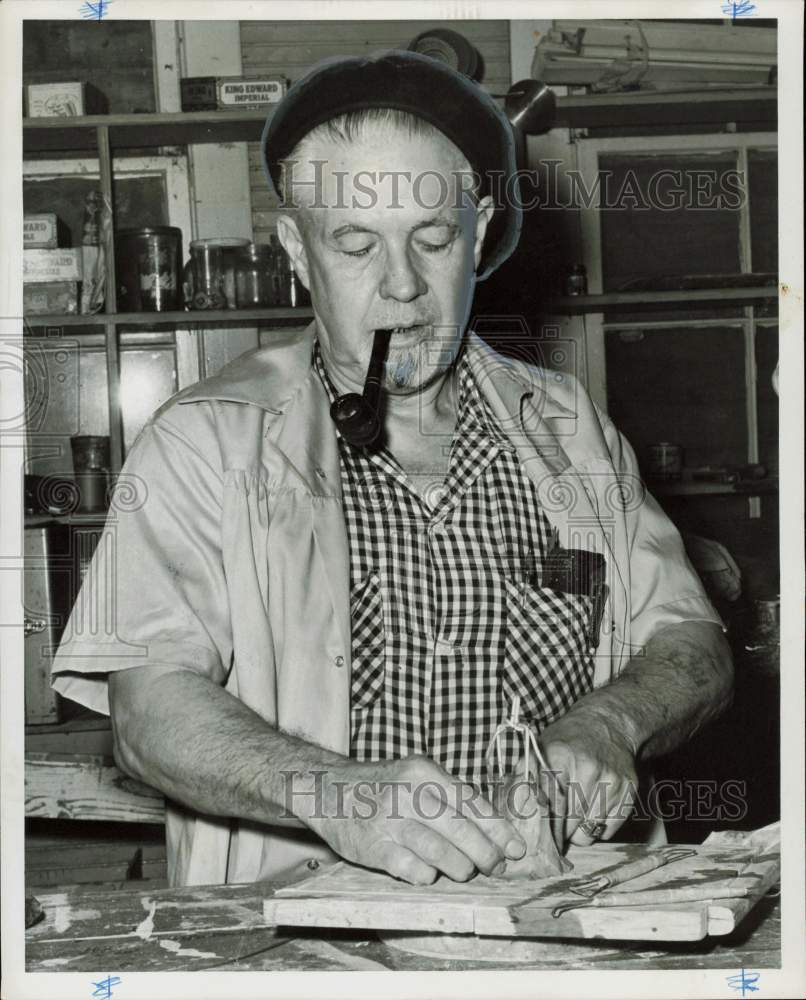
[
  {"left": 336, "top": 236, "right": 376, "bottom": 258},
  {"left": 415, "top": 228, "right": 456, "bottom": 254}
]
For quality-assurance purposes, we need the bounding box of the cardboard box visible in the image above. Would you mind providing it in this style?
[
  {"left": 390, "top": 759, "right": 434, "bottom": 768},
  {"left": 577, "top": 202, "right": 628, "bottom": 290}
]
[
  {"left": 25, "top": 81, "right": 107, "bottom": 117},
  {"left": 24, "top": 249, "right": 83, "bottom": 284},
  {"left": 24, "top": 281, "right": 79, "bottom": 316},
  {"left": 24, "top": 214, "right": 59, "bottom": 250},
  {"left": 26, "top": 81, "right": 85, "bottom": 117},
  {"left": 180, "top": 76, "right": 218, "bottom": 111},
  {"left": 180, "top": 75, "right": 286, "bottom": 111}
]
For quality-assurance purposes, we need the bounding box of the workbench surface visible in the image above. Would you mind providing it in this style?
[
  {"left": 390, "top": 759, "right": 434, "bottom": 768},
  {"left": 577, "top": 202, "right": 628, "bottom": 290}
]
[{"left": 26, "top": 878, "right": 780, "bottom": 972}]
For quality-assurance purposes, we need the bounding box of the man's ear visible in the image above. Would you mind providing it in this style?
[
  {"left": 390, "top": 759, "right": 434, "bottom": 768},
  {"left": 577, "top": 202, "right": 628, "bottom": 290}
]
[
  {"left": 472, "top": 195, "right": 496, "bottom": 273},
  {"left": 276, "top": 214, "right": 310, "bottom": 289}
]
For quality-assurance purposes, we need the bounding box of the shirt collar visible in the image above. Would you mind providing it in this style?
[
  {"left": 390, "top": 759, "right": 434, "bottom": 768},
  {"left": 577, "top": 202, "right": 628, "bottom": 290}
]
[
  {"left": 177, "top": 323, "right": 577, "bottom": 423},
  {"left": 455, "top": 349, "right": 516, "bottom": 451}
]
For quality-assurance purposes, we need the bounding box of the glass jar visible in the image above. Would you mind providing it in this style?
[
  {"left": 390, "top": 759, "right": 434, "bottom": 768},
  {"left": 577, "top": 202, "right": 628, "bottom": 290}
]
[
  {"left": 234, "top": 243, "right": 276, "bottom": 308},
  {"left": 270, "top": 235, "right": 310, "bottom": 307},
  {"left": 116, "top": 227, "right": 183, "bottom": 312},
  {"left": 183, "top": 237, "right": 249, "bottom": 310}
]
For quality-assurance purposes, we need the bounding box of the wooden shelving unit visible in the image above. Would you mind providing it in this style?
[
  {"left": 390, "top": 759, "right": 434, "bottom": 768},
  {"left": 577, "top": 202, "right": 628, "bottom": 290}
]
[
  {"left": 22, "top": 87, "right": 777, "bottom": 153},
  {"left": 23, "top": 112, "right": 316, "bottom": 473},
  {"left": 652, "top": 478, "right": 778, "bottom": 498},
  {"left": 24, "top": 306, "right": 313, "bottom": 329},
  {"left": 545, "top": 286, "right": 777, "bottom": 315},
  {"left": 23, "top": 84, "right": 778, "bottom": 472}
]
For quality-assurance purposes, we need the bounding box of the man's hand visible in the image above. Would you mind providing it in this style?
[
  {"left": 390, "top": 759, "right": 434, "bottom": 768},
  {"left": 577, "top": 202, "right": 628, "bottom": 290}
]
[
  {"left": 296, "top": 755, "right": 527, "bottom": 885},
  {"left": 539, "top": 707, "right": 639, "bottom": 849},
  {"left": 536, "top": 620, "right": 732, "bottom": 849}
]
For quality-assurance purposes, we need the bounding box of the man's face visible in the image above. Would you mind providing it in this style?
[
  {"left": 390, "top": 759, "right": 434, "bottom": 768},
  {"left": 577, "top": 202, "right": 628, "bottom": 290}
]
[{"left": 277, "top": 124, "right": 493, "bottom": 395}]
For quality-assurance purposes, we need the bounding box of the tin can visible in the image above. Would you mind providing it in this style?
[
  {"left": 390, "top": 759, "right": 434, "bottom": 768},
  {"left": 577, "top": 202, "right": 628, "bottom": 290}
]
[
  {"left": 565, "top": 263, "right": 588, "bottom": 297},
  {"left": 647, "top": 442, "right": 683, "bottom": 481},
  {"left": 116, "top": 227, "right": 183, "bottom": 312},
  {"left": 70, "top": 435, "right": 110, "bottom": 513},
  {"left": 754, "top": 598, "right": 780, "bottom": 635}
]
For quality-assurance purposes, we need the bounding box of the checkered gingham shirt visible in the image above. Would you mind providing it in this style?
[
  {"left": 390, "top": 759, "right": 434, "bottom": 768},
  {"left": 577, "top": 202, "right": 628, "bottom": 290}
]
[{"left": 313, "top": 342, "right": 595, "bottom": 791}]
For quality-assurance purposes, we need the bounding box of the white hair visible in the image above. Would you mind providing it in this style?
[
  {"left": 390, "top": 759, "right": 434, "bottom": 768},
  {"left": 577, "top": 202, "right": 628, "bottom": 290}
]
[{"left": 278, "top": 107, "right": 480, "bottom": 213}]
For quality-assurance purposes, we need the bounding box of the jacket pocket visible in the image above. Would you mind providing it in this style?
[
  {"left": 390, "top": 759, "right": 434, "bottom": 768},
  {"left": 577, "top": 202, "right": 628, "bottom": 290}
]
[
  {"left": 349, "top": 572, "right": 386, "bottom": 710},
  {"left": 503, "top": 577, "right": 595, "bottom": 729}
]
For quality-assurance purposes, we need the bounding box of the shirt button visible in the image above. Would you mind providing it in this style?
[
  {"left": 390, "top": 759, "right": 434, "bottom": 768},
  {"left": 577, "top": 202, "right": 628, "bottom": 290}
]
[
  {"left": 334, "top": 655, "right": 345, "bottom": 668},
  {"left": 306, "top": 858, "right": 320, "bottom": 871}
]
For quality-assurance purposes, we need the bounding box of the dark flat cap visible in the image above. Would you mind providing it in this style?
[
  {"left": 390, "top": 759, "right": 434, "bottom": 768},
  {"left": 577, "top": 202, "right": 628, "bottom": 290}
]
[{"left": 261, "top": 50, "right": 521, "bottom": 280}]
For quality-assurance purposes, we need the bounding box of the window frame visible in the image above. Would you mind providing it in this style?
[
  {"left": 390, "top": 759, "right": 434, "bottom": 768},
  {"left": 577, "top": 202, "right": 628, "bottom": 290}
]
[{"left": 575, "top": 131, "right": 777, "bottom": 517}]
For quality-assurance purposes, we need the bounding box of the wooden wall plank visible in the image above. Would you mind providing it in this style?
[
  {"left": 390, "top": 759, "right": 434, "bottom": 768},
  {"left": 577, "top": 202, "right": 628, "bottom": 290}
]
[{"left": 241, "top": 20, "right": 511, "bottom": 44}]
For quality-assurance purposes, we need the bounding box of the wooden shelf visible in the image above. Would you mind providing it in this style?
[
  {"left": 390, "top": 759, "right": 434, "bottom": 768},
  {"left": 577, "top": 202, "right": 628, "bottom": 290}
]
[
  {"left": 26, "top": 711, "right": 112, "bottom": 755},
  {"left": 23, "top": 291, "right": 775, "bottom": 327},
  {"left": 544, "top": 287, "right": 777, "bottom": 315},
  {"left": 25, "top": 512, "right": 107, "bottom": 526},
  {"left": 22, "top": 87, "right": 777, "bottom": 153},
  {"left": 23, "top": 109, "right": 277, "bottom": 153},
  {"left": 23, "top": 306, "right": 314, "bottom": 329},
  {"left": 554, "top": 86, "right": 776, "bottom": 131},
  {"left": 652, "top": 478, "right": 778, "bottom": 497}
]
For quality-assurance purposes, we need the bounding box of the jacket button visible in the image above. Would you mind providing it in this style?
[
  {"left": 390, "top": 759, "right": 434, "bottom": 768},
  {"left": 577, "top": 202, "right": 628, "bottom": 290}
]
[
  {"left": 307, "top": 858, "right": 320, "bottom": 871},
  {"left": 334, "top": 655, "right": 345, "bottom": 668}
]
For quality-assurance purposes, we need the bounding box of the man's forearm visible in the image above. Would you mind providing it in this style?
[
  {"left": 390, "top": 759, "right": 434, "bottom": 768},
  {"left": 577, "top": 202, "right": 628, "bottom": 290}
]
[
  {"left": 553, "top": 620, "right": 734, "bottom": 760},
  {"left": 109, "top": 665, "right": 344, "bottom": 826}
]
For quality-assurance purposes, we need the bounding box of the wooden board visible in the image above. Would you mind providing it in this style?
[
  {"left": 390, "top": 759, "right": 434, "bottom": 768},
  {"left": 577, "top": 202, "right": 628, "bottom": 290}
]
[
  {"left": 264, "top": 839, "right": 779, "bottom": 943},
  {"left": 25, "top": 877, "right": 781, "bottom": 972},
  {"left": 25, "top": 752, "right": 165, "bottom": 823}
]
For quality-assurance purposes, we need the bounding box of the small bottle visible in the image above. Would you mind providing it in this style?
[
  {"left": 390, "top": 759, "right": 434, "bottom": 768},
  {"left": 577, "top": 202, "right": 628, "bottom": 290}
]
[
  {"left": 80, "top": 190, "right": 105, "bottom": 314},
  {"left": 565, "top": 263, "right": 588, "bottom": 297}
]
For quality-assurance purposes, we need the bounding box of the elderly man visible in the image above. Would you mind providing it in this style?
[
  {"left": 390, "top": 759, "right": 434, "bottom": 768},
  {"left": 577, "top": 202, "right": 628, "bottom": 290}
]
[{"left": 52, "top": 51, "right": 732, "bottom": 888}]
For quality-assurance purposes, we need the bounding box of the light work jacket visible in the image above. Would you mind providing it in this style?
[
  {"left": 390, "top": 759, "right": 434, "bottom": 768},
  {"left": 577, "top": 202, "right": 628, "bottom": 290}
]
[{"left": 52, "top": 323, "right": 721, "bottom": 886}]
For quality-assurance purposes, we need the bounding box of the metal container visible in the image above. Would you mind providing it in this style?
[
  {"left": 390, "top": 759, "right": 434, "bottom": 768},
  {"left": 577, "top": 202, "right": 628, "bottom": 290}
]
[
  {"left": 647, "top": 442, "right": 683, "bottom": 482},
  {"left": 70, "top": 435, "right": 110, "bottom": 513},
  {"left": 754, "top": 598, "right": 780, "bottom": 636},
  {"left": 116, "top": 227, "right": 183, "bottom": 312}
]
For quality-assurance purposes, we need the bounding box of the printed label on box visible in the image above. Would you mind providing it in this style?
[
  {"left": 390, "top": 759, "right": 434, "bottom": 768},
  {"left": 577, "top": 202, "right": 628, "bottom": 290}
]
[
  {"left": 24, "top": 249, "right": 83, "bottom": 283},
  {"left": 23, "top": 281, "right": 79, "bottom": 315},
  {"left": 26, "top": 82, "right": 85, "bottom": 118},
  {"left": 24, "top": 215, "right": 59, "bottom": 249}
]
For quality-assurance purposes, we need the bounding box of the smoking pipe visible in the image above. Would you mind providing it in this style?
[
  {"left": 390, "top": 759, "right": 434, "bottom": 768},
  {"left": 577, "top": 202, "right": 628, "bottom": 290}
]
[{"left": 329, "top": 328, "right": 392, "bottom": 447}]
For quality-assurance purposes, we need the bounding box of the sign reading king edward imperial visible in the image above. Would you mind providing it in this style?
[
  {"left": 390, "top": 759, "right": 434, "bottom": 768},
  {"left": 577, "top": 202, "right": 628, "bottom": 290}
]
[{"left": 180, "top": 76, "right": 287, "bottom": 112}]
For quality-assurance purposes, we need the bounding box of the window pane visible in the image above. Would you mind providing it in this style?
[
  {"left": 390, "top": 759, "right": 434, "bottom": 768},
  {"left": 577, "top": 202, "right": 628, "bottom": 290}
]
[
  {"left": 605, "top": 326, "right": 747, "bottom": 472},
  {"left": 748, "top": 149, "right": 778, "bottom": 274},
  {"left": 598, "top": 152, "right": 743, "bottom": 322},
  {"left": 23, "top": 174, "right": 170, "bottom": 250}
]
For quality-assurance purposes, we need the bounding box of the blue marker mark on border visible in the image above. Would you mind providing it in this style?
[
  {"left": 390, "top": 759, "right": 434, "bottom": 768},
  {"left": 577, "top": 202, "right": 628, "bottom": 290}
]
[
  {"left": 90, "top": 975, "right": 122, "bottom": 999},
  {"left": 80, "top": 0, "right": 112, "bottom": 20},
  {"left": 727, "top": 969, "right": 761, "bottom": 996},
  {"left": 721, "top": 0, "right": 757, "bottom": 16}
]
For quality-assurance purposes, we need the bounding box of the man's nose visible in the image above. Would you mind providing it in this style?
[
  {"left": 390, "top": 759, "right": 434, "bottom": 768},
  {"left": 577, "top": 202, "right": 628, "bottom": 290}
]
[{"left": 378, "top": 246, "right": 427, "bottom": 302}]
